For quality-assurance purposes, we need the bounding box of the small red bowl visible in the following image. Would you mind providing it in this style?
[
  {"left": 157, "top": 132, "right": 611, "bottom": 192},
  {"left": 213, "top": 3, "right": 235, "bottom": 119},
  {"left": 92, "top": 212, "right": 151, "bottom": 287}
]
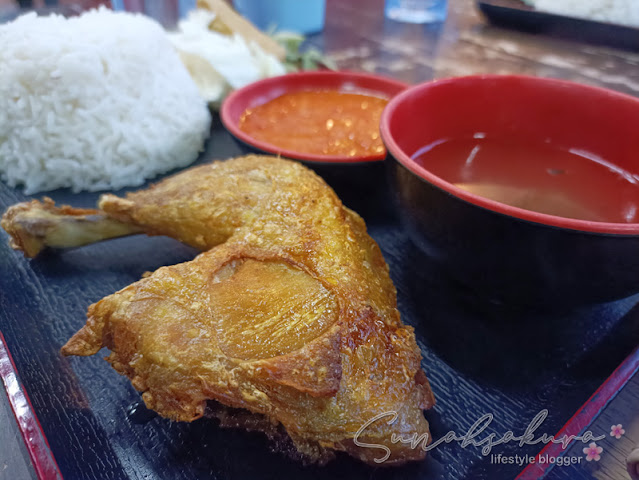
[
  {"left": 381, "top": 75, "right": 639, "bottom": 307},
  {"left": 220, "top": 70, "right": 408, "bottom": 164}
]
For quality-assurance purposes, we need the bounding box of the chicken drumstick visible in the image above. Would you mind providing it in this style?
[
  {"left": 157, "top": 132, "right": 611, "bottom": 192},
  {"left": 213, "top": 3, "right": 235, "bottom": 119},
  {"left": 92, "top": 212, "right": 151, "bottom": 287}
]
[{"left": 1, "top": 155, "right": 435, "bottom": 465}]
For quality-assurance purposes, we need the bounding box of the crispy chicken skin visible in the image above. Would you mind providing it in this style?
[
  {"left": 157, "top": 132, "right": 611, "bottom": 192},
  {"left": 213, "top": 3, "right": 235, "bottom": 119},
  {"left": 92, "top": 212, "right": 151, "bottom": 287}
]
[{"left": 2, "top": 155, "right": 435, "bottom": 465}]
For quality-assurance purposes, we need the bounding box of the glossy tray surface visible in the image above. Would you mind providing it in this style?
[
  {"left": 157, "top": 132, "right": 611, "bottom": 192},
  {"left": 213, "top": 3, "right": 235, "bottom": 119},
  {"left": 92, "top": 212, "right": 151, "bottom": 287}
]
[
  {"left": 2, "top": 121, "right": 639, "bottom": 480},
  {"left": 477, "top": 0, "right": 639, "bottom": 51}
]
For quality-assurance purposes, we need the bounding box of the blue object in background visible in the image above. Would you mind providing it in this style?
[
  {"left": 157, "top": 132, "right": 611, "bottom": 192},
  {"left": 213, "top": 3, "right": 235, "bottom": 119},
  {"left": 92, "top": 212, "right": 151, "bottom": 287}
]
[
  {"left": 385, "top": 0, "right": 447, "bottom": 23},
  {"left": 233, "top": 0, "right": 326, "bottom": 34}
]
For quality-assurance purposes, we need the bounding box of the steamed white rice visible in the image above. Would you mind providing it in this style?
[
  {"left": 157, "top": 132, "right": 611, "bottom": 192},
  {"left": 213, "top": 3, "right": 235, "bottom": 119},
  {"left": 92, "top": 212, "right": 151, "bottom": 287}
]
[
  {"left": 0, "top": 8, "right": 212, "bottom": 194},
  {"left": 527, "top": 0, "right": 639, "bottom": 27}
]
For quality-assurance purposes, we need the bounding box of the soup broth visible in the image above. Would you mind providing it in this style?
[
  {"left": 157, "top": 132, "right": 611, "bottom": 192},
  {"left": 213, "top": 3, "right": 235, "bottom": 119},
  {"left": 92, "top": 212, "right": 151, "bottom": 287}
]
[{"left": 412, "top": 136, "right": 639, "bottom": 223}]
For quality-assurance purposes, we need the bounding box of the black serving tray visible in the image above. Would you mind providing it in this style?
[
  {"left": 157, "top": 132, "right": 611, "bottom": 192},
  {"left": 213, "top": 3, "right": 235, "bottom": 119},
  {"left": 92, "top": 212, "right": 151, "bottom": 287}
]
[
  {"left": 477, "top": 0, "right": 639, "bottom": 51},
  {"left": 3, "top": 117, "right": 639, "bottom": 480}
]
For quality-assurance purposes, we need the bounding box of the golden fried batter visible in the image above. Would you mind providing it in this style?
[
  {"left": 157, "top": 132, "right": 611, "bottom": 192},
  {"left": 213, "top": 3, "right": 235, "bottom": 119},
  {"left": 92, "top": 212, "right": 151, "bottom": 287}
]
[{"left": 2, "top": 155, "right": 435, "bottom": 465}]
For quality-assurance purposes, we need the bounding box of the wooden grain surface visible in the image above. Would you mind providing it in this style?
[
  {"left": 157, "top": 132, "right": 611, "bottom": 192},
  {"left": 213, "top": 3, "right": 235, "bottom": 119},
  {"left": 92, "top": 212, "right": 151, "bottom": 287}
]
[
  {"left": 544, "top": 373, "right": 639, "bottom": 480},
  {"left": 2, "top": 1, "right": 639, "bottom": 480},
  {"left": 318, "top": 0, "right": 639, "bottom": 93}
]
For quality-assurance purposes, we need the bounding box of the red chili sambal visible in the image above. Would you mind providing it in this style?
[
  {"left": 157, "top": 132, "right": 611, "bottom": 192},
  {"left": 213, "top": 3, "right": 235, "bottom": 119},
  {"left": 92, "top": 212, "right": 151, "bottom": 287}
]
[{"left": 238, "top": 90, "right": 389, "bottom": 157}]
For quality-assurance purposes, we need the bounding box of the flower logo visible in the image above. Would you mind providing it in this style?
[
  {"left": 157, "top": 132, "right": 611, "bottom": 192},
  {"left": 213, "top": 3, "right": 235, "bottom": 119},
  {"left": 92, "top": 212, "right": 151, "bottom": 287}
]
[
  {"left": 583, "top": 442, "right": 603, "bottom": 462},
  {"left": 610, "top": 424, "right": 625, "bottom": 439}
]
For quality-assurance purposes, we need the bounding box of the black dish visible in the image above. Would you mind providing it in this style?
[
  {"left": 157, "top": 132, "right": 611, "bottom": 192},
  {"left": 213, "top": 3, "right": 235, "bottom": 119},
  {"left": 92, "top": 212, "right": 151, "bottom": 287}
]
[{"left": 477, "top": 0, "right": 639, "bottom": 52}]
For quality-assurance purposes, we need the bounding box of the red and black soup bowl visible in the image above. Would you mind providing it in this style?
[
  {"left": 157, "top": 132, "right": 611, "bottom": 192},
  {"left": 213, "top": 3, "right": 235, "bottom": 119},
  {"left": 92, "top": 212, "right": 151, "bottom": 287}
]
[{"left": 381, "top": 75, "right": 639, "bottom": 307}]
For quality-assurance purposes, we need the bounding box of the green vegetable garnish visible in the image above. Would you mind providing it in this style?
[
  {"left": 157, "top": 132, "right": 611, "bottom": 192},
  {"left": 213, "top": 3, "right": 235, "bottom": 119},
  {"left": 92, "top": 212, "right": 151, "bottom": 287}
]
[{"left": 271, "top": 30, "right": 337, "bottom": 72}]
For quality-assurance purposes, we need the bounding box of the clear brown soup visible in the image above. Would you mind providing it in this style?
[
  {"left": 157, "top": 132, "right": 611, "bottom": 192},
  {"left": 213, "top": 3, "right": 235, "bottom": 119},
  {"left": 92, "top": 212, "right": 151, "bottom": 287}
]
[{"left": 412, "top": 136, "right": 639, "bottom": 223}]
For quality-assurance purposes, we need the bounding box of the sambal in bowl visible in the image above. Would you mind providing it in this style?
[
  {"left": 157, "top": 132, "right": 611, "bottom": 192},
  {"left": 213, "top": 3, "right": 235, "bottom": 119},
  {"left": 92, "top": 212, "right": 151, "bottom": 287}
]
[{"left": 221, "top": 70, "right": 408, "bottom": 164}]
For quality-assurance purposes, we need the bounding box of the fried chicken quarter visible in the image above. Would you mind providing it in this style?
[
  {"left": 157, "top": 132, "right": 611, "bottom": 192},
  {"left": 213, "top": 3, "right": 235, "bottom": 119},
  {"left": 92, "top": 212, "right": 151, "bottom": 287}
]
[{"left": 2, "top": 155, "right": 435, "bottom": 465}]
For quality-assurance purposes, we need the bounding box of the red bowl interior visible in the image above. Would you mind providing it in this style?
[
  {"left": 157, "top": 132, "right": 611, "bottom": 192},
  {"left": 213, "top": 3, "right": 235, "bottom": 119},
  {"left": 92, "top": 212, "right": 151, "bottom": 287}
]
[
  {"left": 380, "top": 74, "right": 639, "bottom": 234},
  {"left": 221, "top": 70, "right": 408, "bottom": 164}
]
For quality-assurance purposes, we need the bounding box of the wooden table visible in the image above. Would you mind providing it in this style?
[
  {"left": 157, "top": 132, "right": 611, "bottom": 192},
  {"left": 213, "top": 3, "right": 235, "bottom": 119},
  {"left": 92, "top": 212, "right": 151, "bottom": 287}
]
[
  {"left": 2, "top": 1, "right": 639, "bottom": 479},
  {"left": 317, "top": 0, "right": 639, "bottom": 95}
]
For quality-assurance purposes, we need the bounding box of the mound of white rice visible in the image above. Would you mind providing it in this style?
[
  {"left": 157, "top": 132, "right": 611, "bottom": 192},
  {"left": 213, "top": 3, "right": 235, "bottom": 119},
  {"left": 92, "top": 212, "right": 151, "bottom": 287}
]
[
  {"left": 527, "top": 0, "right": 639, "bottom": 27},
  {"left": 0, "top": 8, "right": 212, "bottom": 194}
]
